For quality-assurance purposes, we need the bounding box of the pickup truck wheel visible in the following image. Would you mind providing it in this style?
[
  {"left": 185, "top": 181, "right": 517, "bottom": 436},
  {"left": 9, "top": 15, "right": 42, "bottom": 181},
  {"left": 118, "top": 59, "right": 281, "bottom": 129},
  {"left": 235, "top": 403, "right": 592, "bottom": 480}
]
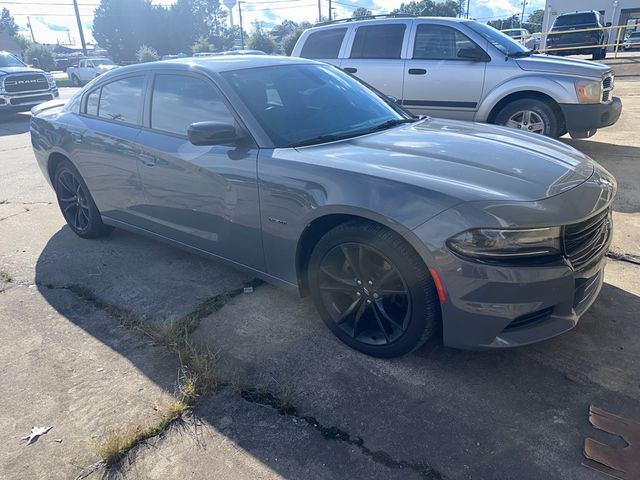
[
  {"left": 53, "top": 160, "right": 113, "bottom": 239},
  {"left": 495, "top": 99, "right": 560, "bottom": 137},
  {"left": 71, "top": 74, "right": 80, "bottom": 87}
]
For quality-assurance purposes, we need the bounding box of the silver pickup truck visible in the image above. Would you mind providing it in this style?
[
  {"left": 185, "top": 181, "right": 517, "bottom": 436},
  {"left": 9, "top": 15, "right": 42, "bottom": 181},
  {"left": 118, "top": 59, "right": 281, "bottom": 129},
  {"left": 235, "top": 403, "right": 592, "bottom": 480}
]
[
  {"left": 0, "top": 51, "right": 58, "bottom": 115},
  {"left": 292, "top": 16, "right": 622, "bottom": 138},
  {"left": 67, "top": 57, "right": 118, "bottom": 86}
]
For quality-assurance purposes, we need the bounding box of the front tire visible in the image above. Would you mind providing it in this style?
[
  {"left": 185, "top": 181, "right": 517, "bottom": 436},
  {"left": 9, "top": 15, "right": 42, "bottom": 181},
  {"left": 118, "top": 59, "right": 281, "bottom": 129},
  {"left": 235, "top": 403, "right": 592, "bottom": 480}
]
[
  {"left": 494, "top": 98, "right": 561, "bottom": 138},
  {"left": 53, "top": 160, "right": 113, "bottom": 239},
  {"left": 308, "top": 220, "right": 440, "bottom": 358}
]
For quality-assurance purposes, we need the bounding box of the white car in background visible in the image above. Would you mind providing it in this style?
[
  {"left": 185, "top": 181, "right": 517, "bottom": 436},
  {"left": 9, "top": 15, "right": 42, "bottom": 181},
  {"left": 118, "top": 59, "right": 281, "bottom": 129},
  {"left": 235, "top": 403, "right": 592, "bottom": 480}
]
[
  {"left": 501, "top": 28, "right": 539, "bottom": 50},
  {"left": 66, "top": 58, "right": 118, "bottom": 86}
]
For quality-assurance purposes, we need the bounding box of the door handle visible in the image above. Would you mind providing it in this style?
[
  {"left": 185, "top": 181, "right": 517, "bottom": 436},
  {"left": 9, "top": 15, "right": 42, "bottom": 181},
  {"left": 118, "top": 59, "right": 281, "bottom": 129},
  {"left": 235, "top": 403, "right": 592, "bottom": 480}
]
[
  {"left": 408, "top": 68, "right": 427, "bottom": 75},
  {"left": 343, "top": 67, "right": 358, "bottom": 74},
  {"left": 138, "top": 153, "right": 157, "bottom": 167},
  {"left": 70, "top": 132, "right": 83, "bottom": 144}
]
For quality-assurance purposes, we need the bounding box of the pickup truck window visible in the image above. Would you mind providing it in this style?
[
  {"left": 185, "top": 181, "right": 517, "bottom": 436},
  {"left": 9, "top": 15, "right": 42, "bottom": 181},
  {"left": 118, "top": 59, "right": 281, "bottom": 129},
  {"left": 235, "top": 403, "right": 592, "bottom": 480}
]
[
  {"left": 150, "top": 74, "right": 234, "bottom": 136},
  {"left": 97, "top": 76, "right": 144, "bottom": 124},
  {"left": 300, "top": 28, "right": 347, "bottom": 59},
  {"left": 0, "top": 53, "right": 25, "bottom": 67},
  {"left": 351, "top": 24, "right": 406, "bottom": 59},
  {"left": 464, "top": 21, "right": 529, "bottom": 56},
  {"left": 413, "top": 25, "right": 475, "bottom": 60}
]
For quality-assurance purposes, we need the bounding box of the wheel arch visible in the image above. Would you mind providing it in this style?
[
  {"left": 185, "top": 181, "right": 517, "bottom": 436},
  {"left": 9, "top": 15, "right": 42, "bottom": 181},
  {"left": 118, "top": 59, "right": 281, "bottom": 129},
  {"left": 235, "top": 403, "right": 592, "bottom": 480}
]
[
  {"left": 486, "top": 90, "right": 566, "bottom": 129},
  {"left": 294, "top": 208, "right": 435, "bottom": 297},
  {"left": 46, "top": 151, "right": 74, "bottom": 183}
]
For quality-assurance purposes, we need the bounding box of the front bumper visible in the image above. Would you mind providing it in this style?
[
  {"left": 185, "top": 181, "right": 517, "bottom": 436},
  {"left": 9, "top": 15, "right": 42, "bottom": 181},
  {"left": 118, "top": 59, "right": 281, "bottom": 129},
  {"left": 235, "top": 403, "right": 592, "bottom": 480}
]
[
  {"left": 560, "top": 97, "right": 622, "bottom": 133},
  {"left": 412, "top": 163, "right": 616, "bottom": 350},
  {"left": 0, "top": 88, "right": 59, "bottom": 112}
]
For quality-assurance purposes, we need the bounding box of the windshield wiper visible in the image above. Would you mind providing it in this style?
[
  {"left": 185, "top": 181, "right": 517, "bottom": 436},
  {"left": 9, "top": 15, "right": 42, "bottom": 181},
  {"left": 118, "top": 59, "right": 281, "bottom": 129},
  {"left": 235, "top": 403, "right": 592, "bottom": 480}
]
[{"left": 288, "top": 118, "right": 418, "bottom": 148}]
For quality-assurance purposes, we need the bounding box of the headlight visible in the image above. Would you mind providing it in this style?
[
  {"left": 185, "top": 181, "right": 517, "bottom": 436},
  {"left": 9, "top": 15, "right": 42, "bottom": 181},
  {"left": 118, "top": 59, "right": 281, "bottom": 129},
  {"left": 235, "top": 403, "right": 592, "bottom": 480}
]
[
  {"left": 44, "top": 72, "right": 56, "bottom": 88},
  {"left": 575, "top": 80, "right": 602, "bottom": 104},
  {"left": 447, "top": 227, "right": 561, "bottom": 260}
]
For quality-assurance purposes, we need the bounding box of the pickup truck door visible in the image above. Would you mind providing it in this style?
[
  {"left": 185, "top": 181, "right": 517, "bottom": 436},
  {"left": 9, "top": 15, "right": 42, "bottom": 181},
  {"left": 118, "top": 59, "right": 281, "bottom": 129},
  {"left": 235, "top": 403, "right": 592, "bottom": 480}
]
[
  {"left": 402, "top": 22, "right": 487, "bottom": 121},
  {"left": 134, "top": 72, "right": 264, "bottom": 270},
  {"left": 339, "top": 21, "right": 411, "bottom": 100}
]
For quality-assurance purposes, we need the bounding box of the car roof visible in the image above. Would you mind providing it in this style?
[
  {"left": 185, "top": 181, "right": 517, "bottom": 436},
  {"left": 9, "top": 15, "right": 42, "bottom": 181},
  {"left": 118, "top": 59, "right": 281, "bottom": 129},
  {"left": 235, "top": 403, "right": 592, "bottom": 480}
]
[{"left": 97, "top": 55, "right": 318, "bottom": 80}]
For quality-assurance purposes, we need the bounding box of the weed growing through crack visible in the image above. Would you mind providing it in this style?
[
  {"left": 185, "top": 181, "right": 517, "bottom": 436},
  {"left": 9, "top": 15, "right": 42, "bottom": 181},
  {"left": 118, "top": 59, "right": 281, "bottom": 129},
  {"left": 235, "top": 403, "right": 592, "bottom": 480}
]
[{"left": 0, "top": 270, "right": 12, "bottom": 283}]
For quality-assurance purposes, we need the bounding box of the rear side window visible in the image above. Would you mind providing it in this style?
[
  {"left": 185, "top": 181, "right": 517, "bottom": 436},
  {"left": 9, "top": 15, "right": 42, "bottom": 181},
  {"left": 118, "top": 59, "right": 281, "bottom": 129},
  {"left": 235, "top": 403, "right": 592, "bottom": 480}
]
[
  {"left": 351, "top": 24, "right": 406, "bottom": 59},
  {"left": 413, "top": 25, "right": 475, "bottom": 60},
  {"left": 96, "top": 76, "right": 145, "bottom": 124},
  {"left": 300, "top": 28, "right": 347, "bottom": 59},
  {"left": 151, "top": 74, "right": 235, "bottom": 136}
]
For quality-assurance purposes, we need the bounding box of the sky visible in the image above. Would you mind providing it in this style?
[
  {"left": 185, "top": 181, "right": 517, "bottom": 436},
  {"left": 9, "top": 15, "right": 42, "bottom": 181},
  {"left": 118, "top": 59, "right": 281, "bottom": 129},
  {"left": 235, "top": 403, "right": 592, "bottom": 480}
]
[{"left": 4, "top": 0, "right": 545, "bottom": 46}]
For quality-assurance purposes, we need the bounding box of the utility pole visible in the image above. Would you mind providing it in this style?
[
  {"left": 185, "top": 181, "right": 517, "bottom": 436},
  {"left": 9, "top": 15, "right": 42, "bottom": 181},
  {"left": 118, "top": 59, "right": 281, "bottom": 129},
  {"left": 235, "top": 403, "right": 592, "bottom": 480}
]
[
  {"left": 67, "top": 28, "right": 72, "bottom": 45},
  {"left": 328, "top": 0, "right": 332, "bottom": 21},
  {"left": 520, "top": 0, "right": 527, "bottom": 28},
  {"left": 238, "top": 1, "right": 245, "bottom": 49},
  {"left": 26, "top": 16, "right": 35, "bottom": 42},
  {"left": 72, "top": 0, "right": 87, "bottom": 55},
  {"left": 466, "top": 0, "right": 471, "bottom": 19},
  {"left": 318, "top": 0, "right": 321, "bottom": 23}
]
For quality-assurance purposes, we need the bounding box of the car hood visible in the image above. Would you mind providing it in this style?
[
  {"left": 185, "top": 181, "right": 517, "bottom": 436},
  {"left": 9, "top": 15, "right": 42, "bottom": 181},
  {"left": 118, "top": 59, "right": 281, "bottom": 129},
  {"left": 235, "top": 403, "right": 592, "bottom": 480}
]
[
  {"left": 516, "top": 54, "right": 611, "bottom": 76},
  {"left": 0, "top": 66, "right": 44, "bottom": 75},
  {"left": 292, "top": 118, "right": 595, "bottom": 203}
]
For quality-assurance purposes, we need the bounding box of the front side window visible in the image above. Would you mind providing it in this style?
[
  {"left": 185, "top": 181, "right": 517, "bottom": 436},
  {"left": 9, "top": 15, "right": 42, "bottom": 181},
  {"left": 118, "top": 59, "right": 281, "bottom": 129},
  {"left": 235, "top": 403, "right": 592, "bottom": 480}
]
[
  {"left": 222, "top": 64, "right": 410, "bottom": 148},
  {"left": 86, "top": 89, "right": 99, "bottom": 116},
  {"left": 150, "top": 74, "right": 234, "bottom": 136},
  {"left": 413, "top": 25, "right": 476, "bottom": 60},
  {"left": 300, "top": 28, "right": 347, "bottom": 59},
  {"left": 464, "top": 21, "right": 529, "bottom": 56},
  {"left": 351, "top": 24, "right": 406, "bottom": 59},
  {"left": 97, "top": 76, "right": 144, "bottom": 124}
]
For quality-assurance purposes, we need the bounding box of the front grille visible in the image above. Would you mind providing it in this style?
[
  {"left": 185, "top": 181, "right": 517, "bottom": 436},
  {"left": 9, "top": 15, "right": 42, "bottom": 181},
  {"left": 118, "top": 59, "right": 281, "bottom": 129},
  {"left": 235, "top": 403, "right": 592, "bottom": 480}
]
[
  {"left": 3, "top": 73, "right": 48, "bottom": 93},
  {"left": 563, "top": 208, "right": 612, "bottom": 271},
  {"left": 601, "top": 73, "right": 614, "bottom": 103}
]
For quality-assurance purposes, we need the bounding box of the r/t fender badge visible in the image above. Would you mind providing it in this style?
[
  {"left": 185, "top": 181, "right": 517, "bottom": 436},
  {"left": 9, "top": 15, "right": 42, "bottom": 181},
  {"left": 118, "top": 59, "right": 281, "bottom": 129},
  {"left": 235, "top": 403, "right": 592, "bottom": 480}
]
[{"left": 268, "top": 217, "right": 287, "bottom": 225}]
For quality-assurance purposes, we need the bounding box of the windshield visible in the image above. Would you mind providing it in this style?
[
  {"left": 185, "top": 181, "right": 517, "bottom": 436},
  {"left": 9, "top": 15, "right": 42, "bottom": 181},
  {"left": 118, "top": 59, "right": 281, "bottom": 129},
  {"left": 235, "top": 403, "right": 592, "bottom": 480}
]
[
  {"left": 0, "top": 53, "right": 26, "bottom": 68},
  {"left": 465, "top": 21, "right": 529, "bottom": 56},
  {"left": 222, "top": 64, "right": 411, "bottom": 148},
  {"left": 92, "top": 58, "right": 115, "bottom": 66},
  {"left": 554, "top": 13, "right": 597, "bottom": 27}
]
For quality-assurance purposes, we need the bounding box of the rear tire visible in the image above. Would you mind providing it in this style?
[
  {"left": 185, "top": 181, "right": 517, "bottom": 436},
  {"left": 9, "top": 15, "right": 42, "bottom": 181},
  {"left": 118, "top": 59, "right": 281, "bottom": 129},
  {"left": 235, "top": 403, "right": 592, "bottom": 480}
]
[
  {"left": 494, "top": 98, "right": 561, "bottom": 138},
  {"left": 308, "top": 220, "right": 440, "bottom": 358},
  {"left": 53, "top": 160, "right": 113, "bottom": 239}
]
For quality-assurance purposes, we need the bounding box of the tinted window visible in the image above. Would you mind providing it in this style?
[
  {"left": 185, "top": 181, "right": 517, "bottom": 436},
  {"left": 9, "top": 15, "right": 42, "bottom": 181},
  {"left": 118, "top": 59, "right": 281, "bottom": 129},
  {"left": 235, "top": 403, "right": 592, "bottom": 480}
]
[
  {"left": 414, "top": 25, "right": 475, "bottom": 60},
  {"left": 351, "top": 24, "right": 406, "bottom": 59},
  {"left": 300, "top": 28, "right": 347, "bottom": 59},
  {"left": 98, "top": 76, "right": 144, "bottom": 124},
  {"left": 554, "top": 13, "right": 598, "bottom": 27},
  {"left": 0, "top": 53, "right": 25, "bottom": 68},
  {"left": 151, "top": 74, "right": 234, "bottom": 136},
  {"left": 222, "top": 64, "right": 408, "bottom": 148},
  {"left": 86, "top": 89, "right": 99, "bottom": 116}
]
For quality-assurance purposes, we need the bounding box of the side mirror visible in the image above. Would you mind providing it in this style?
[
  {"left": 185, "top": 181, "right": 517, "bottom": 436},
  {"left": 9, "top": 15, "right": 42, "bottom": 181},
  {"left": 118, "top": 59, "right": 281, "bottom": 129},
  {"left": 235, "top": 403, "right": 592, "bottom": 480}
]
[
  {"left": 457, "top": 47, "right": 489, "bottom": 62},
  {"left": 187, "top": 121, "right": 239, "bottom": 146}
]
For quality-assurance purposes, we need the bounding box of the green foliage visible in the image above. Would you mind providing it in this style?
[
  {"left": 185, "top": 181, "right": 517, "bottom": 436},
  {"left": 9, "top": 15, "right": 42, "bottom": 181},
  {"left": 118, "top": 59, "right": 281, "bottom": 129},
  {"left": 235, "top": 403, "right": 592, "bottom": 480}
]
[
  {"left": 352, "top": 7, "right": 373, "bottom": 18},
  {"left": 282, "top": 31, "right": 302, "bottom": 56},
  {"left": 269, "top": 19, "right": 310, "bottom": 54},
  {"left": 0, "top": 8, "right": 18, "bottom": 36},
  {"left": 24, "top": 44, "right": 55, "bottom": 71},
  {"left": 247, "top": 23, "right": 276, "bottom": 54},
  {"left": 13, "top": 34, "right": 33, "bottom": 51},
  {"left": 136, "top": 44, "right": 159, "bottom": 63},
  {"left": 191, "top": 35, "right": 213, "bottom": 54},
  {"left": 525, "top": 9, "right": 544, "bottom": 33},
  {"left": 487, "top": 14, "right": 521, "bottom": 31},
  {"left": 391, "top": 0, "right": 461, "bottom": 17}
]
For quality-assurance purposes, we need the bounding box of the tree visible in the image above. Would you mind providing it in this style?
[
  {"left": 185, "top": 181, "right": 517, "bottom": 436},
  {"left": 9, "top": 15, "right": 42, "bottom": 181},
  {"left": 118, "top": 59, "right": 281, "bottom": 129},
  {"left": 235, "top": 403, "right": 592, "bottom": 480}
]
[
  {"left": 391, "top": 0, "right": 461, "bottom": 17},
  {"left": 247, "top": 23, "right": 276, "bottom": 54},
  {"left": 24, "top": 44, "right": 55, "bottom": 71},
  {"left": 136, "top": 44, "right": 159, "bottom": 62},
  {"left": 93, "top": 0, "right": 152, "bottom": 62},
  {"left": 191, "top": 35, "right": 213, "bottom": 54},
  {"left": 0, "top": 7, "right": 19, "bottom": 36},
  {"left": 282, "top": 31, "right": 302, "bottom": 55},
  {"left": 525, "top": 9, "right": 544, "bottom": 33},
  {"left": 14, "top": 34, "right": 33, "bottom": 52},
  {"left": 352, "top": 7, "right": 373, "bottom": 18},
  {"left": 487, "top": 14, "right": 520, "bottom": 31}
]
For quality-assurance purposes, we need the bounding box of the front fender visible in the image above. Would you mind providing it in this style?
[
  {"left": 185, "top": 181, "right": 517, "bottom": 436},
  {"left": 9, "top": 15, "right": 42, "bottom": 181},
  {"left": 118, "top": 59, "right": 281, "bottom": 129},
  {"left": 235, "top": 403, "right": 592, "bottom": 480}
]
[{"left": 476, "top": 75, "right": 577, "bottom": 122}]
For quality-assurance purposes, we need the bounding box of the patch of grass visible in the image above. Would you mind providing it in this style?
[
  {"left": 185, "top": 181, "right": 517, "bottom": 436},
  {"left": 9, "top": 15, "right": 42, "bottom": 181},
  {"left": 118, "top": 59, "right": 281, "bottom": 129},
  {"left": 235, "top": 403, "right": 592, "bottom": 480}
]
[{"left": 0, "top": 270, "right": 12, "bottom": 283}]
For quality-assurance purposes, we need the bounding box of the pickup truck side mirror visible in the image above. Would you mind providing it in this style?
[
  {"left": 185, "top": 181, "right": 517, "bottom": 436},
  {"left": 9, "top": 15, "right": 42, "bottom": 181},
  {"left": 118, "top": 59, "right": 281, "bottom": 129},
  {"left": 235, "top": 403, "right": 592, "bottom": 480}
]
[
  {"left": 457, "top": 47, "right": 490, "bottom": 62},
  {"left": 605, "top": 22, "right": 612, "bottom": 27},
  {"left": 187, "top": 121, "right": 240, "bottom": 146}
]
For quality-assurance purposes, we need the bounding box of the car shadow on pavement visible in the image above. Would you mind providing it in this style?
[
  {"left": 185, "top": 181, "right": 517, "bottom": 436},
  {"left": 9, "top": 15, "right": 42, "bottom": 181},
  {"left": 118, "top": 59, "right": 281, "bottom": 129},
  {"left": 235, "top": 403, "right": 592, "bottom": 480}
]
[
  {"left": 34, "top": 226, "right": 640, "bottom": 480},
  {"left": 0, "top": 112, "right": 30, "bottom": 137}
]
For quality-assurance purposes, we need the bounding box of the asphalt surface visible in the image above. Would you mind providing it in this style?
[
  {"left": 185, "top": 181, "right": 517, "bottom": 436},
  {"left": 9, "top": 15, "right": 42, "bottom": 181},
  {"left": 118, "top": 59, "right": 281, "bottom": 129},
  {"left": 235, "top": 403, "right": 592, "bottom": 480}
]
[{"left": 1, "top": 76, "right": 639, "bottom": 480}]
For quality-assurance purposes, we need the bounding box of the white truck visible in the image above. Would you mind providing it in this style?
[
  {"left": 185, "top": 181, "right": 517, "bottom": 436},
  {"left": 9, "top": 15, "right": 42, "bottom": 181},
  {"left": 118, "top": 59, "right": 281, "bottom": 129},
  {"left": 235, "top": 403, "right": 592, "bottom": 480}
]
[{"left": 67, "top": 58, "right": 118, "bottom": 86}]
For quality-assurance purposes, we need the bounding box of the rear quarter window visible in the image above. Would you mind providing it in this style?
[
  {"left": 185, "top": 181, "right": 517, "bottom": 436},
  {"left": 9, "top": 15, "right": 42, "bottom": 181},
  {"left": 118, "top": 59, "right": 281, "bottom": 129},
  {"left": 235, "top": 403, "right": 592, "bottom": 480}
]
[{"left": 300, "top": 28, "right": 347, "bottom": 59}]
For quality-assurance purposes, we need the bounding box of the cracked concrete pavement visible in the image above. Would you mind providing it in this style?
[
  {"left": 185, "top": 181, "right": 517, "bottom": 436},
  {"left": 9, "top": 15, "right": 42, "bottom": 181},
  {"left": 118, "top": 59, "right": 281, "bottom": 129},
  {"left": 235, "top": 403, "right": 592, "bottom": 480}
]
[{"left": 1, "top": 77, "right": 640, "bottom": 480}]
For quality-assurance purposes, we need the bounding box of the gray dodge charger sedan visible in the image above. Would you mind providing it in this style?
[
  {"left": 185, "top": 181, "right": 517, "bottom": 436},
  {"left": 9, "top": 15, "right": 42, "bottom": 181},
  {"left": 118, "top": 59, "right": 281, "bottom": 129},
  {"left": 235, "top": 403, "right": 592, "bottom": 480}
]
[{"left": 30, "top": 56, "right": 616, "bottom": 357}]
